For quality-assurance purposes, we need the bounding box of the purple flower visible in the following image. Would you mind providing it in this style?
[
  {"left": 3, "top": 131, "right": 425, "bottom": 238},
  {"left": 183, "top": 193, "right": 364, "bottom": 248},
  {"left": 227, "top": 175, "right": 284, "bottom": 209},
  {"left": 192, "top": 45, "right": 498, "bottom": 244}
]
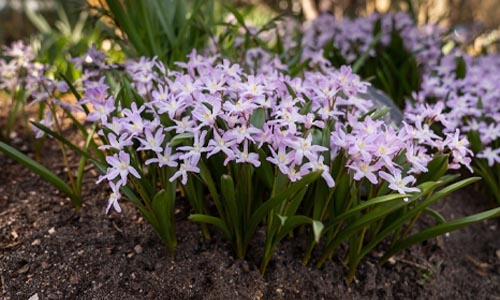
[
  {"left": 99, "top": 132, "right": 133, "bottom": 151},
  {"left": 169, "top": 158, "right": 200, "bottom": 185},
  {"left": 86, "top": 96, "right": 116, "bottom": 123},
  {"left": 106, "top": 181, "right": 122, "bottom": 214},
  {"left": 206, "top": 129, "right": 237, "bottom": 158},
  {"left": 477, "top": 147, "right": 500, "bottom": 167},
  {"left": 285, "top": 134, "right": 328, "bottom": 165},
  {"left": 97, "top": 151, "right": 141, "bottom": 186},
  {"left": 379, "top": 170, "right": 420, "bottom": 194},
  {"left": 145, "top": 143, "right": 180, "bottom": 168},
  {"left": 233, "top": 141, "right": 261, "bottom": 167},
  {"left": 178, "top": 130, "right": 208, "bottom": 166},
  {"left": 348, "top": 160, "right": 383, "bottom": 184},
  {"left": 300, "top": 155, "right": 335, "bottom": 187},
  {"left": 137, "top": 128, "right": 165, "bottom": 153},
  {"left": 267, "top": 144, "right": 294, "bottom": 175}
]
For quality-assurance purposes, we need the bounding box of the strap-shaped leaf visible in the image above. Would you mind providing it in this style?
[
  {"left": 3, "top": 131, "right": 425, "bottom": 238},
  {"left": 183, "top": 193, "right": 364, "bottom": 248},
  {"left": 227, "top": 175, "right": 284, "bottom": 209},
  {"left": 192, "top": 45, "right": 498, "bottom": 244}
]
[
  {"left": 220, "top": 174, "right": 242, "bottom": 248},
  {"left": 380, "top": 206, "right": 500, "bottom": 264},
  {"left": 152, "top": 189, "right": 177, "bottom": 255},
  {"left": 350, "top": 177, "right": 480, "bottom": 273},
  {"left": 0, "top": 141, "right": 76, "bottom": 203},
  {"left": 244, "top": 171, "right": 321, "bottom": 246},
  {"left": 189, "top": 214, "right": 231, "bottom": 239}
]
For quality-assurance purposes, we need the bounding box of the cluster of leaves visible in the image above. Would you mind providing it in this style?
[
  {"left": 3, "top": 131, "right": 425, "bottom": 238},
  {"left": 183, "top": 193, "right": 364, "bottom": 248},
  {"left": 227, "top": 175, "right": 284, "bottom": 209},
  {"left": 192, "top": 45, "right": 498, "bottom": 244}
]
[{"left": 90, "top": 0, "right": 217, "bottom": 66}]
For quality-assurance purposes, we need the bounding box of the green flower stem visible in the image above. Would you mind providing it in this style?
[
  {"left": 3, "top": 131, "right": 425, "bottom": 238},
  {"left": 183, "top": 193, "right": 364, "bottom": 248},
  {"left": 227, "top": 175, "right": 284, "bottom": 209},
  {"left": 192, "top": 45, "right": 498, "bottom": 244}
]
[{"left": 49, "top": 103, "right": 79, "bottom": 205}]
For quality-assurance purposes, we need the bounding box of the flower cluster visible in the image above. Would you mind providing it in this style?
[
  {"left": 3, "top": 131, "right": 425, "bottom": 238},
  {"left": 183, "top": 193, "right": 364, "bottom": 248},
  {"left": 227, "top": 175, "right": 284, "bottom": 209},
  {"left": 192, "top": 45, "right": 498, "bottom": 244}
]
[
  {"left": 300, "top": 12, "right": 443, "bottom": 68},
  {"left": 67, "top": 46, "right": 471, "bottom": 214},
  {"left": 410, "top": 52, "right": 500, "bottom": 162},
  {"left": 3, "top": 10, "right": 495, "bottom": 280}
]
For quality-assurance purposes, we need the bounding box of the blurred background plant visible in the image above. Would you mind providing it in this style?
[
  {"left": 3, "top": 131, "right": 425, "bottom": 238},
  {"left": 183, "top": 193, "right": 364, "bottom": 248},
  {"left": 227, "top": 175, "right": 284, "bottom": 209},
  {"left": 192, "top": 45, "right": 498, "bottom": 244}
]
[{"left": 87, "top": 0, "right": 219, "bottom": 66}]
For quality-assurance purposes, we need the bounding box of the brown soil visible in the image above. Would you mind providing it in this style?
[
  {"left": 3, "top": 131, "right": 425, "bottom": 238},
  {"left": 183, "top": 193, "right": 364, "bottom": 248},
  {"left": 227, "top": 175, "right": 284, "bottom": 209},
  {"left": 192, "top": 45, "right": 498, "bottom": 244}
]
[{"left": 1, "top": 124, "right": 500, "bottom": 300}]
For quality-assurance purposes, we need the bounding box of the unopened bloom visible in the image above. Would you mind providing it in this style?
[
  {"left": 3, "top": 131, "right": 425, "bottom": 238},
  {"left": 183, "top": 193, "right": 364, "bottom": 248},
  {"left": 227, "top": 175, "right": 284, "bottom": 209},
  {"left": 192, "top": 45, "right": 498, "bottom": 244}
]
[{"left": 106, "top": 181, "right": 122, "bottom": 214}]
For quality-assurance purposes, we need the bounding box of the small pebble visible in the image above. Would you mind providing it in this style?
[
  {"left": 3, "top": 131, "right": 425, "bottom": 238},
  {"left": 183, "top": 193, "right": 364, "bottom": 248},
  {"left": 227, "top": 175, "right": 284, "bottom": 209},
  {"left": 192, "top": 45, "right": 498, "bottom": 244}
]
[
  {"left": 134, "top": 244, "right": 143, "bottom": 254},
  {"left": 48, "top": 227, "right": 56, "bottom": 235},
  {"left": 18, "top": 264, "right": 30, "bottom": 274},
  {"left": 241, "top": 261, "right": 250, "bottom": 272},
  {"left": 70, "top": 273, "right": 79, "bottom": 285},
  {"left": 41, "top": 262, "right": 50, "bottom": 269},
  {"left": 28, "top": 293, "right": 39, "bottom": 300},
  {"left": 31, "top": 239, "right": 41, "bottom": 246},
  {"left": 496, "top": 249, "right": 500, "bottom": 259}
]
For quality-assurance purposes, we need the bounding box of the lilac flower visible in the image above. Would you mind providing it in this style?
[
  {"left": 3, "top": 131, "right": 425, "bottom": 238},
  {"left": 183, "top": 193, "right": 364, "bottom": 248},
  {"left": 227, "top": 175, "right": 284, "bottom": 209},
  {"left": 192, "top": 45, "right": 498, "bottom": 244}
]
[
  {"left": 191, "top": 97, "right": 221, "bottom": 127},
  {"left": 285, "top": 134, "right": 328, "bottom": 165},
  {"left": 155, "top": 94, "right": 186, "bottom": 120},
  {"left": 80, "top": 76, "right": 109, "bottom": 104},
  {"left": 97, "top": 151, "right": 141, "bottom": 186},
  {"left": 86, "top": 96, "right": 116, "bottom": 123},
  {"left": 405, "top": 144, "right": 430, "bottom": 174},
  {"left": 477, "top": 147, "right": 500, "bottom": 167},
  {"left": 224, "top": 124, "right": 261, "bottom": 144},
  {"left": 99, "top": 132, "right": 133, "bottom": 151},
  {"left": 301, "top": 155, "right": 335, "bottom": 187},
  {"left": 33, "top": 111, "right": 54, "bottom": 139},
  {"left": 206, "top": 130, "right": 237, "bottom": 158},
  {"left": 106, "top": 181, "right": 122, "bottom": 214},
  {"left": 151, "top": 84, "right": 170, "bottom": 103},
  {"left": 348, "top": 160, "right": 383, "bottom": 184},
  {"left": 267, "top": 144, "right": 294, "bottom": 175},
  {"left": 169, "top": 158, "right": 200, "bottom": 185},
  {"left": 122, "top": 103, "right": 146, "bottom": 135},
  {"left": 167, "top": 116, "right": 196, "bottom": 134},
  {"left": 346, "top": 134, "right": 378, "bottom": 162},
  {"left": 444, "top": 129, "right": 473, "bottom": 159},
  {"left": 233, "top": 141, "right": 261, "bottom": 167},
  {"left": 379, "top": 170, "right": 420, "bottom": 194},
  {"left": 145, "top": 143, "right": 180, "bottom": 168},
  {"left": 136, "top": 128, "right": 165, "bottom": 153},
  {"left": 178, "top": 130, "right": 208, "bottom": 166}
]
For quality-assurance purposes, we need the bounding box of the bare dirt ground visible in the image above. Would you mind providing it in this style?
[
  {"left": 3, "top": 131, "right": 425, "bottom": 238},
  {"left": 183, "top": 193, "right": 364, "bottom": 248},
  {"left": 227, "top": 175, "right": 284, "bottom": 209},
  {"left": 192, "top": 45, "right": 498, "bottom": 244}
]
[{"left": 1, "top": 113, "right": 500, "bottom": 300}]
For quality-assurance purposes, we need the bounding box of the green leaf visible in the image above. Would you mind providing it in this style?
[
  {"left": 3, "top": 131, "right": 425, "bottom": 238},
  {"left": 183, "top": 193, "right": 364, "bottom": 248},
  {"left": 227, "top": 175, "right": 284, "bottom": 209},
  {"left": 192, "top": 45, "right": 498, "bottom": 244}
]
[
  {"left": 151, "top": 189, "right": 177, "bottom": 254},
  {"left": 189, "top": 214, "right": 231, "bottom": 239},
  {"left": 422, "top": 207, "right": 446, "bottom": 224},
  {"left": 356, "top": 177, "right": 475, "bottom": 263},
  {"left": 352, "top": 32, "right": 382, "bottom": 73},
  {"left": 255, "top": 148, "right": 274, "bottom": 190},
  {"left": 30, "top": 121, "right": 92, "bottom": 160},
  {"left": 0, "top": 141, "right": 77, "bottom": 204},
  {"left": 250, "top": 107, "right": 266, "bottom": 129},
  {"left": 170, "top": 133, "right": 194, "bottom": 147},
  {"left": 455, "top": 56, "right": 467, "bottom": 79},
  {"left": 326, "top": 193, "right": 408, "bottom": 231},
  {"left": 244, "top": 171, "right": 321, "bottom": 246},
  {"left": 416, "top": 154, "right": 449, "bottom": 184},
  {"left": 380, "top": 206, "right": 500, "bottom": 264},
  {"left": 220, "top": 174, "right": 242, "bottom": 249}
]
